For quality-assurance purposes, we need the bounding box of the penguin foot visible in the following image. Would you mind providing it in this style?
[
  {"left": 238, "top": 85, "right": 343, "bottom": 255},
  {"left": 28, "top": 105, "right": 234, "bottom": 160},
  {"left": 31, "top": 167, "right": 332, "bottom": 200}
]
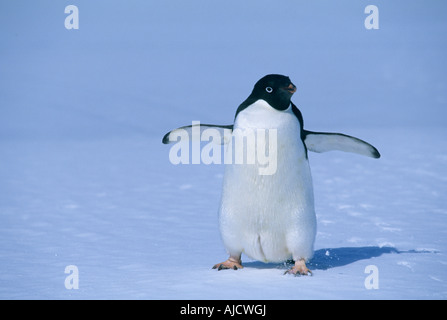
[
  {"left": 284, "top": 259, "right": 312, "bottom": 276},
  {"left": 212, "top": 257, "right": 243, "bottom": 271}
]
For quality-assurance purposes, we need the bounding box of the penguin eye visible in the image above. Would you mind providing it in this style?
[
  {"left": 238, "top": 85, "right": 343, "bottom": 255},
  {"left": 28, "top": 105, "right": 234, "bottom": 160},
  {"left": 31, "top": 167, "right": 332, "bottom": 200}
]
[{"left": 265, "top": 87, "right": 273, "bottom": 93}]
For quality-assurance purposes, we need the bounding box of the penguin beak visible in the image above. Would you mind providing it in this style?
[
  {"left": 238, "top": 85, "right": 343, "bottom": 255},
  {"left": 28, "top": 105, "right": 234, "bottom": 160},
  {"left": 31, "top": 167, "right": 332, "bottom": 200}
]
[{"left": 285, "top": 84, "right": 297, "bottom": 94}]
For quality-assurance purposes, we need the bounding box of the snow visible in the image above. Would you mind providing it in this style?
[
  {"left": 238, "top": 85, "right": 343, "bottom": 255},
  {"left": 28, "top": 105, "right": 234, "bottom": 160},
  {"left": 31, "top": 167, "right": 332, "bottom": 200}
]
[{"left": 1, "top": 1, "right": 446, "bottom": 300}]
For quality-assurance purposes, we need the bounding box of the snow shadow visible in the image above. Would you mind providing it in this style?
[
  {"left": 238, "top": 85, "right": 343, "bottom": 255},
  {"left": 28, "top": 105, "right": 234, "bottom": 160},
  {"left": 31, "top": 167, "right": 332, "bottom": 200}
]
[
  {"left": 243, "top": 246, "right": 403, "bottom": 270},
  {"left": 307, "top": 246, "right": 400, "bottom": 270}
]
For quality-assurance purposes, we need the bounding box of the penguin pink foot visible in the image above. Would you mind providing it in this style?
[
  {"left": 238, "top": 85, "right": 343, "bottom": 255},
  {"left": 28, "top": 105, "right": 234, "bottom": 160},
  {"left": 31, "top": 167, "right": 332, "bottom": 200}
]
[
  {"left": 284, "top": 259, "right": 312, "bottom": 276},
  {"left": 212, "top": 256, "right": 243, "bottom": 271}
]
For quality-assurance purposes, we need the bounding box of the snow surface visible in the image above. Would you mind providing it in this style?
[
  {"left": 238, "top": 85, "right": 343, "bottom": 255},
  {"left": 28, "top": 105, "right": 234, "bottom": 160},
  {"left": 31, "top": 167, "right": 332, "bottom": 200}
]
[{"left": 1, "top": 1, "right": 446, "bottom": 299}]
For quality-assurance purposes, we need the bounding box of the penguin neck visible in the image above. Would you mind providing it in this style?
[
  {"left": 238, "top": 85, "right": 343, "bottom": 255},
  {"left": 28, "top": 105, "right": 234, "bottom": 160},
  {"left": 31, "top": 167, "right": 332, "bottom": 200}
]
[
  {"left": 235, "top": 97, "right": 291, "bottom": 121},
  {"left": 234, "top": 99, "right": 294, "bottom": 130}
]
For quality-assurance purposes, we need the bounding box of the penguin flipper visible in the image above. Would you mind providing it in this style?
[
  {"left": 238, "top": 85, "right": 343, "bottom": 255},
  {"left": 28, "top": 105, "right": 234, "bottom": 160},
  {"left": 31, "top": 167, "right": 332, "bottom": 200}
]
[
  {"left": 162, "top": 124, "right": 233, "bottom": 145},
  {"left": 303, "top": 130, "right": 381, "bottom": 159}
]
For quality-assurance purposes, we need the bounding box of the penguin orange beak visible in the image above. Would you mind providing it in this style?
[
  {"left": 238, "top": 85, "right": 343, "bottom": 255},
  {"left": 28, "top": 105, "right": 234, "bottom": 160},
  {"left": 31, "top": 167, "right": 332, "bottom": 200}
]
[{"left": 285, "top": 84, "right": 297, "bottom": 94}]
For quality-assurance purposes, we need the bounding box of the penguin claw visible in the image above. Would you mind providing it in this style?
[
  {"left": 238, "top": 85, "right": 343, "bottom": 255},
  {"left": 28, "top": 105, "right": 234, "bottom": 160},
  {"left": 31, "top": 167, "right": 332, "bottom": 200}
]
[
  {"left": 284, "top": 268, "right": 313, "bottom": 276},
  {"left": 218, "top": 264, "right": 226, "bottom": 271}
]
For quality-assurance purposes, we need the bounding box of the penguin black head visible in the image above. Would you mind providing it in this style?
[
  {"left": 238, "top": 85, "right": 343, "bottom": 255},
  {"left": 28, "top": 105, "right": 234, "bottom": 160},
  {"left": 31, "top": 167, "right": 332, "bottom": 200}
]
[
  {"left": 234, "top": 74, "right": 297, "bottom": 119},
  {"left": 250, "top": 74, "right": 296, "bottom": 111}
]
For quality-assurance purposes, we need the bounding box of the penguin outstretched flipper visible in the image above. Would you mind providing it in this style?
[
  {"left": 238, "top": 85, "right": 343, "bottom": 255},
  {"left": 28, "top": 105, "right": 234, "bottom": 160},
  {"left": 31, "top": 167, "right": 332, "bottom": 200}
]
[
  {"left": 162, "top": 124, "right": 233, "bottom": 145},
  {"left": 303, "top": 130, "right": 381, "bottom": 159},
  {"left": 290, "top": 102, "right": 380, "bottom": 159}
]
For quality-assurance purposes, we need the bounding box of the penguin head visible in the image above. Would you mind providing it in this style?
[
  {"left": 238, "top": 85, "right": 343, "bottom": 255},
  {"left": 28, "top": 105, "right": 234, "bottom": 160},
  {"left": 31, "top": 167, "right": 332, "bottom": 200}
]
[{"left": 251, "top": 74, "right": 297, "bottom": 111}]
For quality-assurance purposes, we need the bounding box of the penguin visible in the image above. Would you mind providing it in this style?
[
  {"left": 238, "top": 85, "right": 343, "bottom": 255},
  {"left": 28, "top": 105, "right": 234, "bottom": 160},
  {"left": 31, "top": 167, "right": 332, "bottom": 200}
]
[{"left": 162, "top": 74, "right": 380, "bottom": 275}]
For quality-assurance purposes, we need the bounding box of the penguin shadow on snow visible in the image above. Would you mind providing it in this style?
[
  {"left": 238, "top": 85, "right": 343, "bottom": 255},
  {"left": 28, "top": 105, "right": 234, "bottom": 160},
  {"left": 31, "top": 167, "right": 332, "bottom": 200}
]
[
  {"left": 243, "top": 246, "right": 430, "bottom": 271},
  {"left": 307, "top": 246, "right": 399, "bottom": 270}
]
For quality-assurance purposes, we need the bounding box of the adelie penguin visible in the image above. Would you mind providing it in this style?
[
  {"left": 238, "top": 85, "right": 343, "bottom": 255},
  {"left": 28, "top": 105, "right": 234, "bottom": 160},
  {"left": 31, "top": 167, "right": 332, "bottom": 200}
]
[{"left": 162, "top": 74, "right": 380, "bottom": 275}]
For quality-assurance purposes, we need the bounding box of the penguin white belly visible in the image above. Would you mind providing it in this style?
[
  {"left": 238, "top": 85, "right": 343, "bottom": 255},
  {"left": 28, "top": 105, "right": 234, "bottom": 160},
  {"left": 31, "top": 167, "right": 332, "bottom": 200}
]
[{"left": 219, "top": 99, "right": 316, "bottom": 263}]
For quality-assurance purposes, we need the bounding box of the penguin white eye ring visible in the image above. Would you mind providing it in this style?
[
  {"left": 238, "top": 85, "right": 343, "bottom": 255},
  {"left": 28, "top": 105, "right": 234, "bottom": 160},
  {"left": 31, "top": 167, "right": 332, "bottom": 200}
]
[{"left": 162, "top": 74, "right": 381, "bottom": 276}]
